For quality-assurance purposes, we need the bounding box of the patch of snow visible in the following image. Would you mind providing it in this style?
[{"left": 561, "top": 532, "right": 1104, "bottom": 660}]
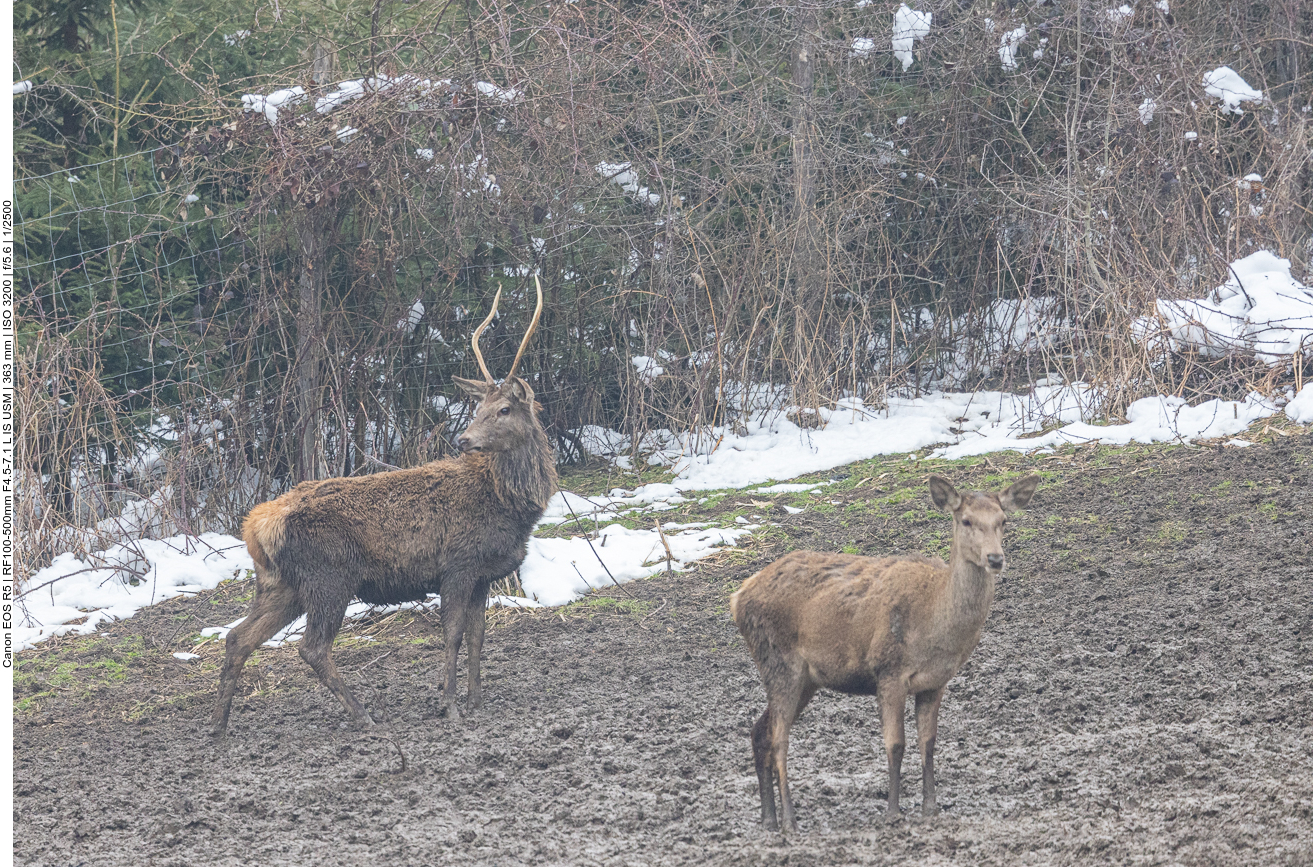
[
  {"left": 1138, "top": 98, "right": 1156, "bottom": 124},
  {"left": 753, "top": 483, "right": 826, "bottom": 494},
  {"left": 1106, "top": 5, "right": 1134, "bottom": 26},
  {"left": 851, "top": 37, "right": 876, "bottom": 59},
  {"left": 999, "top": 26, "right": 1027, "bottom": 72},
  {"left": 631, "top": 356, "right": 665, "bottom": 384},
  {"left": 1286, "top": 384, "right": 1313, "bottom": 424},
  {"left": 398, "top": 298, "right": 425, "bottom": 332},
  {"left": 16, "top": 534, "right": 253, "bottom": 650},
  {"left": 1134, "top": 250, "right": 1313, "bottom": 364},
  {"left": 519, "top": 525, "right": 750, "bottom": 607},
  {"left": 936, "top": 393, "right": 1277, "bottom": 459},
  {"left": 474, "top": 81, "right": 522, "bottom": 104},
  {"left": 1202, "top": 66, "right": 1263, "bottom": 115},
  {"left": 891, "top": 4, "right": 932, "bottom": 71},
  {"left": 241, "top": 86, "right": 305, "bottom": 125},
  {"left": 13, "top": 80, "right": 34, "bottom": 94},
  {"left": 596, "top": 161, "right": 661, "bottom": 206}
]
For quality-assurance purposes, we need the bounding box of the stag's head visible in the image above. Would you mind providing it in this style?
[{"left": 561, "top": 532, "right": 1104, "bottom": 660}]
[
  {"left": 929, "top": 474, "right": 1039, "bottom": 573},
  {"left": 453, "top": 276, "right": 545, "bottom": 455}
]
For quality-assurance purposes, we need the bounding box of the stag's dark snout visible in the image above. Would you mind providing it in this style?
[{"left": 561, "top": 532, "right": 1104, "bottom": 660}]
[{"left": 986, "top": 553, "right": 1005, "bottom": 570}]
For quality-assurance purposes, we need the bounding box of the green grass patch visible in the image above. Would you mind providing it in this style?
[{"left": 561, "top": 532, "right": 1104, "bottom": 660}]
[
  {"left": 560, "top": 595, "right": 653, "bottom": 618},
  {"left": 13, "top": 635, "right": 149, "bottom": 714}
]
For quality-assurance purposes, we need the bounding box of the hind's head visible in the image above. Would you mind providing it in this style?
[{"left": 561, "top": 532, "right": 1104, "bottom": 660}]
[{"left": 929, "top": 474, "right": 1039, "bottom": 572}]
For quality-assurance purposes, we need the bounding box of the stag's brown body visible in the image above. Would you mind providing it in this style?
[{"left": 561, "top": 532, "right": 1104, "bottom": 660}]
[
  {"left": 212, "top": 282, "right": 556, "bottom": 734},
  {"left": 731, "top": 474, "right": 1038, "bottom": 831}
]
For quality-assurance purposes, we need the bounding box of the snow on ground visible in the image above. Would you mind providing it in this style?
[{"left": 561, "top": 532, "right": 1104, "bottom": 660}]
[
  {"left": 16, "top": 379, "right": 1304, "bottom": 651},
  {"left": 1287, "top": 384, "right": 1313, "bottom": 425},
  {"left": 15, "top": 534, "right": 253, "bottom": 651},
  {"left": 1135, "top": 250, "right": 1313, "bottom": 363}
]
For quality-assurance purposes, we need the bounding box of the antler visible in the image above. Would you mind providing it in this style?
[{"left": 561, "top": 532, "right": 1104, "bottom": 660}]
[
  {"left": 506, "top": 274, "right": 544, "bottom": 381},
  {"left": 470, "top": 288, "right": 501, "bottom": 384}
]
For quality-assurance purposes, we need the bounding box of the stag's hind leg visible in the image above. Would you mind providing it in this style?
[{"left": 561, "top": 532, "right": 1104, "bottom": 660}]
[
  {"left": 212, "top": 581, "right": 302, "bottom": 734},
  {"left": 298, "top": 596, "right": 373, "bottom": 726}
]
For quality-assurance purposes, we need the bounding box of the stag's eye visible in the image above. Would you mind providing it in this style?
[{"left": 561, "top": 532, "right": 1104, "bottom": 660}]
[{"left": 499, "top": 406, "right": 511, "bottom": 415}]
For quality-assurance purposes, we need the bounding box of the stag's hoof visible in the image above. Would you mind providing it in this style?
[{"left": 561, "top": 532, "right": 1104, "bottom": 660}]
[
  {"left": 885, "top": 809, "right": 904, "bottom": 824},
  {"left": 922, "top": 803, "right": 940, "bottom": 818}
]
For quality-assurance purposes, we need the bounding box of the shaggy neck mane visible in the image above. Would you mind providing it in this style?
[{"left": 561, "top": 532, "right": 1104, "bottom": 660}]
[{"left": 480, "top": 426, "right": 557, "bottom": 512}]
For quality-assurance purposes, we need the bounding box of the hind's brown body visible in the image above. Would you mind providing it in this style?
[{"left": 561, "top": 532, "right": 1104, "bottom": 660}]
[{"left": 731, "top": 475, "right": 1039, "bottom": 830}]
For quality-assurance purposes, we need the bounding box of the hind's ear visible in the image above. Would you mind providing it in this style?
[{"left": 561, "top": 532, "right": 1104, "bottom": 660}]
[
  {"left": 928, "top": 476, "right": 962, "bottom": 511},
  {"left": 1000, "top": 475, "right": 1039, "bottom": 512},
  {"left": 506, "top": 376, "right": 535, "bottom": 404},
  {"left": 452, "top": 376, "right": 490, "bottom": 399}
]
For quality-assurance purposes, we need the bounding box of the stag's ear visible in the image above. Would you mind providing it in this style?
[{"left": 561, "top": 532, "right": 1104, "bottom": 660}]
[
  {"left": 506, "top": 376, "right": 535, "bottom": 405},
  {"left": 928, "top": 475, "right": 962, "bottom": 512},
  {"left": 452, "top": 376, "right": 491, "bottom": 399},
  {"left": 999, "top": 475, "right": 1039, "bottom": 512}
]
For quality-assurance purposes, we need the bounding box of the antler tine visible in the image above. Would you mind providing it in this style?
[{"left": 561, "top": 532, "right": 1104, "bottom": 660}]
[
  {"left": 471, "top": 288, "right": 502, "bottom": 384},
  {"left": 505, "top": 274, "right": 544, "bottom": 382}
]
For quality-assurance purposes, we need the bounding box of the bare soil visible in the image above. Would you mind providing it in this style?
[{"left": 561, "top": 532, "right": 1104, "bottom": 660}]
[{"left": 13, "top": 436, "right": 1313, "bottom": 866}]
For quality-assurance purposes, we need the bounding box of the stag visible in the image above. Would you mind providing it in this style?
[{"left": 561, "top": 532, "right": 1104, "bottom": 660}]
[{"left": 212, "top": 279, "right": 557, "bottom": 733}]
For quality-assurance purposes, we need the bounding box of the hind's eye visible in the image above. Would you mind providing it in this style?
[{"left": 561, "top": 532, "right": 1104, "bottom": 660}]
[
  {"left": 499, "top": 406, "right": 511, "bottom": 415},
  {"left": 962, "top": 519, "right": 972, "bottom": 527}
]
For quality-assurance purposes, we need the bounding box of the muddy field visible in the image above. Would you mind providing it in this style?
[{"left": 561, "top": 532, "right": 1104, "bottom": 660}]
[{"left": 13, "top": 436, "right": 1313, "bottom": 866}]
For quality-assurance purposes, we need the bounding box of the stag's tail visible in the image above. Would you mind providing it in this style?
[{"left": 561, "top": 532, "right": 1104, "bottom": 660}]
[{"left": 243, "top": 499, "right": 290, "bottom": 575}]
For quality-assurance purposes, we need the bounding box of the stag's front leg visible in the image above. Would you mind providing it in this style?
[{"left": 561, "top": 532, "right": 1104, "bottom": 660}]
[
  {"left": 465, "top": 585, "right": 490, "bottom": 709},
  {"left": 439, "top": 594, "right": 468, "bottom": 721}
]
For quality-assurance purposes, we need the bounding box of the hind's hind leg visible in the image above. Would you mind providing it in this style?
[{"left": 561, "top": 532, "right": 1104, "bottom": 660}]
[
  {"left": 752, "top": 707, "right": 778, "bottom": 829},
  {"left": 298, "top": 596, "right": 373, "bottom": 726},
  {"left": 212, "top": 582, "right": 302, "bottom": 734}
]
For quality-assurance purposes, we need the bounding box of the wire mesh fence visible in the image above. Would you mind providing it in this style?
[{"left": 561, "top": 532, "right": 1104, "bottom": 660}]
[{"left": 16, "top": 0, "right": 1312, "bottom": 582}]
